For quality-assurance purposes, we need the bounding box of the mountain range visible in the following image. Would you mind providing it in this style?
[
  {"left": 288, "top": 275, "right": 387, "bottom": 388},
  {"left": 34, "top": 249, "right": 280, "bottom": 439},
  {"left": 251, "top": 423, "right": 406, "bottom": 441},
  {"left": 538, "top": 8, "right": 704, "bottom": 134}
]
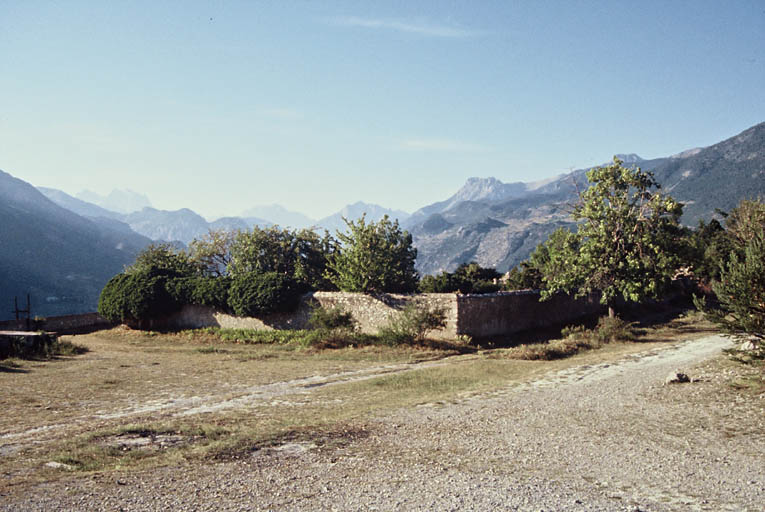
[
  {"left": 2, "top": 121, "right": 763, "bottom": 318},
  {"left": 0, "top": 171, "right": 151, "bottom": 319},
  {"left": 406, "top": 122, "right": 765, "bottom": 274}
]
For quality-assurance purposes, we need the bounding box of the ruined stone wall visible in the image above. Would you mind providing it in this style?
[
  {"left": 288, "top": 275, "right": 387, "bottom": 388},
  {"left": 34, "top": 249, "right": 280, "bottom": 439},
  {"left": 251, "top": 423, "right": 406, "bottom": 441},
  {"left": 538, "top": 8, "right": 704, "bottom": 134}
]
[
  {"left": 311, "top": 292, "right": 458, "bottom": 340},
  {"left": 456, "top": 291, "right": 604, "bottom": 338},
  {"left": 0, "top": 291, "right": 604, "bottom": 340},
  {"left": 163, "top": 292, "right": 459, "bottom": 340},
  {"left": 0, "top": 313, "right": 112, "bottom": 333}
]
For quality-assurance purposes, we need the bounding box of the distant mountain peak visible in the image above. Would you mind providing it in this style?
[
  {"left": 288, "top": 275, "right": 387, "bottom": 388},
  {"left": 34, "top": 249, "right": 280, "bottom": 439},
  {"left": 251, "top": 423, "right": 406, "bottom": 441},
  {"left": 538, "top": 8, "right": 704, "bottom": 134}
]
[
  {"left": 318, "top": 202, "right": 411, "bottom": 233},
  {"left": 449, "top": 176, "right": 528, "bottom": 206},
  {"left": 241, "top": 204, "right": 314, "bottom": 229},
  {"left": 76, "top": 188, "right": 152, "bottom": 214},
  {"left": 613, "top": 153, "right": 644, "bottom": 163}
]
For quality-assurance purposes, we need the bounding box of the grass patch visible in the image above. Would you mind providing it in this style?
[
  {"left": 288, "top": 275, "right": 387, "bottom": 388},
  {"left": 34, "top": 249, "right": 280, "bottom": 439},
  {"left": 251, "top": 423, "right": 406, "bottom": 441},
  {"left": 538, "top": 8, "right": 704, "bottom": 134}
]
[
  {"left": 53, "top": 339, "right": 89, "bottom": 356},
  {"left": 497, "top": 315, "right": 642, "bottom": 360},
  {"left": 196, "top": 345, "right": 231, "bottom": 354}
]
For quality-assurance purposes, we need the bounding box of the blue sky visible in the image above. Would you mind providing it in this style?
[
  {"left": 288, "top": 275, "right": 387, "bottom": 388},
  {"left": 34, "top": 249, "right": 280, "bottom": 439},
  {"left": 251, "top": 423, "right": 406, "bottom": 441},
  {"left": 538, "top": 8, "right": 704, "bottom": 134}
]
[{"left": 1, "top": 1, "right": 763, "bottom": 219}]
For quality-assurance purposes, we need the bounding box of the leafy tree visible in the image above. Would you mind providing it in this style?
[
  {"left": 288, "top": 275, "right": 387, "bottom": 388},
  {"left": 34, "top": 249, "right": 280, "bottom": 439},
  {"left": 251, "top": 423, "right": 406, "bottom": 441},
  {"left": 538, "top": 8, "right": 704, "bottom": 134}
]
[
  {"left": 127, "top": 243, "right": 199, "bottom": 278},
  {"left": 684, "top": 219, "right": 734, "bottom": 284},
  {"left": 503, "top": 263, "right": 542, "bottom": 290},
  {"left": 419, "top": 272, "right": 456, "bottom": 293},
  {"left": 420, "top": 262, "right": 501, "bottom": 293},
  {"left": 228, "top": 226, "right": 334, "bottom": 290},
  {"left": 326, "top": 215, "right": 418, "bottom": 293},
  {"left": 188, "top": 229, "right": 238, "bottom": 277},
  {"left": 540, "top": 158, "right": 684, "bottom": 317}
]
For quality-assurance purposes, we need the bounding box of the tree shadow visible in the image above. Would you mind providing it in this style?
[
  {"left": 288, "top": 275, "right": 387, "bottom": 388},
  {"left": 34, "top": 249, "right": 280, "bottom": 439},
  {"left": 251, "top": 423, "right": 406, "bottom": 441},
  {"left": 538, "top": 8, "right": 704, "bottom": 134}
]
[{"left": 0, "top": 362, "right": 29, "bottom": 373}]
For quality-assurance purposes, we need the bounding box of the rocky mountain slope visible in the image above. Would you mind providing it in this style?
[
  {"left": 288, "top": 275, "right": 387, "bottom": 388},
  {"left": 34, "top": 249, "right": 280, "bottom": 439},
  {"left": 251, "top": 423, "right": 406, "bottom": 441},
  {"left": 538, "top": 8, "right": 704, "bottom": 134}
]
[
  {"left": 410, "top": 122, "right": 765, "bottom": 274},
  {"left": 0, "top": 170, "right": 151, "bottom": 319},
  {"left": 317, "top": 201, "right": 410, "bottom": 234}
]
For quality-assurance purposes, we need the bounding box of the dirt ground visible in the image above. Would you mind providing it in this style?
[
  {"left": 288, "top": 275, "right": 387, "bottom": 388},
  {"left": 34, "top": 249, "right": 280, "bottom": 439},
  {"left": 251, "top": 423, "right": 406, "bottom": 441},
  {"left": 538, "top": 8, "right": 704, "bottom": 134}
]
[{"left": 1, "top": 318, "right": 763, "bottom": 510}]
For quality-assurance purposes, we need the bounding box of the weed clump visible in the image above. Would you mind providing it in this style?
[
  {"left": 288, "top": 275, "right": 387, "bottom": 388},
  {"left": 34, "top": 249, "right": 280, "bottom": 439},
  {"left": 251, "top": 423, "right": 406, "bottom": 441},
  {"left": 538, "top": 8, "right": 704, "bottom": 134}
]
[
  {"left": 504, "top": 315, "right": 639, "bottom": 360},
  {"left": 377, "top": 303, "right": 447, "bottom": 345}
]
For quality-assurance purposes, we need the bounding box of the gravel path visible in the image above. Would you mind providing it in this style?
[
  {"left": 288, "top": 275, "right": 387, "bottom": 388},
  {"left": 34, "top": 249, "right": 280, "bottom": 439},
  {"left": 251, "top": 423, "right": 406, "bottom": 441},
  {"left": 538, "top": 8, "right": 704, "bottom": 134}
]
[{"left": 3, "top": 334, "right": 763, "bottom": 511}]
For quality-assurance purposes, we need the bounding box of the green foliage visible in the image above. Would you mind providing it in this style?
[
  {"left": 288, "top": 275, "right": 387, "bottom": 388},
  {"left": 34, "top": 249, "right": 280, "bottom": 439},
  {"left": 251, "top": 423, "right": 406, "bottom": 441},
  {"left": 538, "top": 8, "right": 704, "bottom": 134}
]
[
  {"left": 165, "top": 276, "right": 231, "bottom": 311},
  {"left": 684, "top": 219, "right": 734, "bottom": 284},
  {"left": 592, "top": 315, "right": 639, "bottom": 343},
  {"left": 696, "top": 199, "right": 765, "bottom": 345},
  {"left": 523, "top": 227, "right": 581, "bottom": 293},
  {"left": 0, "top": 333, "right": 57, "bottom": 359},
  {"left": 98, "top": 272, "right": 180, "bottom": 326},
  {"left": 326, "top": 215, "right": 418, "bottom": 293},
  {"left": 309, "top": 305, "right": 357, "bottom": 331},
  {"left": 188, "top": 229, "right": 237, "bottom": 277},
  {"left": 194, "top": 327, "right": 320, "bottom": 346},
  {"left": 419, "top": 262, "right": 501, "bottom": 294},
  {"left": 227, "top": 271, "right": 302, "bottom": 317},
  {"left": 126, "top": 243, "right": 198, "bottom": 278},
  {"left": 539, "top": 158, "right": 684, "bottom": 312},
  {"left": 228, "top": 227, "right": 335, "bottom": 290},
  {"left": 377, "top": 303, "right": 447, "bottom": 345},
  {"left": 503, "top": 262, "right": 543, "bottom": 290},
  {"left": 507, "top": 315, "right": 638, "bottom": 361}
]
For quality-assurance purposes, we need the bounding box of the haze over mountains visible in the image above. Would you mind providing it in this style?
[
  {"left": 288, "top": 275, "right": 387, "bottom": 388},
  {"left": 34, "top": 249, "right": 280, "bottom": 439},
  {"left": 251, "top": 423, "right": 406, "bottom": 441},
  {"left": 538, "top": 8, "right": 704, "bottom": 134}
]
[{"left": 2, "top": 121, "right": 764, "bottom": 319}]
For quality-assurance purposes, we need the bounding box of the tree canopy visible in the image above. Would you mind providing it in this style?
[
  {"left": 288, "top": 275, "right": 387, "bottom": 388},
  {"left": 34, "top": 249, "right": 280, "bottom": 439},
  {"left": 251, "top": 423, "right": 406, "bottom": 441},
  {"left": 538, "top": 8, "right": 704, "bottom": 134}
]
[
  {"left": 539, "top": 158, "right": 684, "bottom": 316},
  {"left": 326, "top": 215, "right": 419, "bottom": 293}
]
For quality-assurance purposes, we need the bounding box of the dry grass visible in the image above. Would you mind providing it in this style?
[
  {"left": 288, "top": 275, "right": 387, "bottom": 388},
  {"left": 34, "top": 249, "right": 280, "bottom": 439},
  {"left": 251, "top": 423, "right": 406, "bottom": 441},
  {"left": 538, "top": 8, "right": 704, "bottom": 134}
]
[{"left": 0, "top": 312, "right": 725, "bottom": 485}]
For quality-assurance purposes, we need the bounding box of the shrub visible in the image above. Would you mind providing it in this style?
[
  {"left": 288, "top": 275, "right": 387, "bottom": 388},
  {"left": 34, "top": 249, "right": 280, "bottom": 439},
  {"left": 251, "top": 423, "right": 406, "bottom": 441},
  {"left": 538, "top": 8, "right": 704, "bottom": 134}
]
[
  {"left": 309, "top": 305, "right": 356, "bottom": 331},
  {"left": 166, "top": 276, "right": 231, "bottom": 311},
  {"left": 227, "top": 271, "right": 302, "bottom": 317},
  {"left": 0, "top": 333, "right": 56, "bottom": 359},
  {"left": 98, "top": 272, "right": 180, "bottom": 326},
  {"left": 377, "top": 303, "right": 447, "bottom": 345},
  {"left": 593, "top": 315, "right": 638, "bottom": 343}
]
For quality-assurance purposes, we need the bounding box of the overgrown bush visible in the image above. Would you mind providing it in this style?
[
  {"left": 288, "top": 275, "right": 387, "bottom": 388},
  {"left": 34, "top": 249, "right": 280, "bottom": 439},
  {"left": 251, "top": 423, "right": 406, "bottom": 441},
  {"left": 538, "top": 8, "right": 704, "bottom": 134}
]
[
  {"left": 98, "top": 272, "right": 180, "bottom": 326},
  {"left": 377, "top": 303, "right": 447, "bottom": 345},
  {"left": 165, "top": 276, "right": 231, "bottom": 311},
  {"left": 505, "top": 315, "right": 639, "bottom": 361},
  {"left": 309, "top": 305, "right": 356, "bottom": 331},
  {"left": 419, "top": 262, "right": 501, "bottom": 294},
  {"left": 592, "top": 315, "right": 639, "bottom": 343},
  {"left": 227, "top": 271, "right": 302, "bottom": 317}
]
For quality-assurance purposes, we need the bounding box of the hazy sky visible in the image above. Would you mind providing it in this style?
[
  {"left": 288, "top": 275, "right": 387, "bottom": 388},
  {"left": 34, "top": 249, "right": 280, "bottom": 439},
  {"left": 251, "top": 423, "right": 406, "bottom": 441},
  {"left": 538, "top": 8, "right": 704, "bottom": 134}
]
[{"left": 1, "top": 1, "right": 763, "bottom": 220}]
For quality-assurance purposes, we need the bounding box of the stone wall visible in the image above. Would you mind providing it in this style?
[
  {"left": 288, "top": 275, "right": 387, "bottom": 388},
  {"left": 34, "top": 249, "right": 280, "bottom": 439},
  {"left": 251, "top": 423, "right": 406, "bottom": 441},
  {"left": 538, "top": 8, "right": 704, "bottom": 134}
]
[
  {"left": 0, "top": 291, "right": 604, "bottom": 340},
  {"left": 455, "top": 291, "right": 604, "bottom": 338},
  {"left": 162, "top": 292, "right": 459, "bottom": 340},
  {"left": 0, "top": 312, "right": 112, "bottom": 333},
  {"left": 162, "top": 291, "right": 601, "bottom": 340},
  {"left": 311, "top": 292, "right": 458, "bottom": 340}
]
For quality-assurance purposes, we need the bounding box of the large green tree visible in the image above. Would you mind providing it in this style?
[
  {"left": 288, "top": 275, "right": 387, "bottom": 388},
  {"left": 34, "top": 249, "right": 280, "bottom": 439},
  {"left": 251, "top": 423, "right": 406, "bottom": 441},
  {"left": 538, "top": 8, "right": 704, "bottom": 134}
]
[
  {"left": 326, "top": 215, "right": 418, "bottom": 293},
  {"left": 227, "top": 226, "right": 335, "bottom": 290},
  {"left": 540, "top": 158, "right": 684, "bottom": 317}
]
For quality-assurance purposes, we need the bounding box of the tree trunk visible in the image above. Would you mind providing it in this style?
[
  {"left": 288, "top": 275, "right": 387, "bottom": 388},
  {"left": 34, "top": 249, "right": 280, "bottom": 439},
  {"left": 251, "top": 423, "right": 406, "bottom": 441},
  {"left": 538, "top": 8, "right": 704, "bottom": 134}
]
[{"left": 608, "top": 305, "right": 615, "bottom": 318}]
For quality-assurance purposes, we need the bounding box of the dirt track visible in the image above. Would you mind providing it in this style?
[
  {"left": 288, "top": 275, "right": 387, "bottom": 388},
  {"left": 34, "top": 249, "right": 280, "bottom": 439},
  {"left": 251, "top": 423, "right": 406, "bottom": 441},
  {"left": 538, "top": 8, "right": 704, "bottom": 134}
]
[{"left": 2, "top": 334, "right": 763, "bottom": 511}]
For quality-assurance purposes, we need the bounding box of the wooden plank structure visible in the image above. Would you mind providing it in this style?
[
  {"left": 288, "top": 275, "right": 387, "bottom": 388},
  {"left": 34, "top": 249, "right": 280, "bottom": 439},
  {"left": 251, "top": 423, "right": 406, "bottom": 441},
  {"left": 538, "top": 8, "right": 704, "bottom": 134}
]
[{"left": 0, "top": 330, "right": 54, "bottom": 359}]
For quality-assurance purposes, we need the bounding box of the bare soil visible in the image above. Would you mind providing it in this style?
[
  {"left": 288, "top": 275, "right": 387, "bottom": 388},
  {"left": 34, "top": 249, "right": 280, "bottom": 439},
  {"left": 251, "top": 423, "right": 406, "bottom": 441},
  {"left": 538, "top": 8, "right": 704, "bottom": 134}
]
[{"left": 1, "top": 319, "right": 762, "bottom": 511}]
